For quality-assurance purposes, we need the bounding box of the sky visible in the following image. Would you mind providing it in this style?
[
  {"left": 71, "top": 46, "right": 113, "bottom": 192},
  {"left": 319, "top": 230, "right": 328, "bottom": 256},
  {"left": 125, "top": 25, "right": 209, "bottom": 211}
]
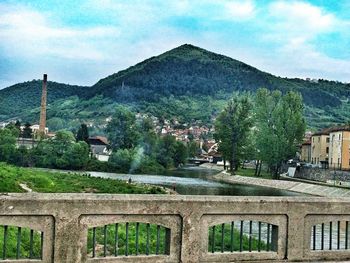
[{"left": 1, "top": 0, "right": 350, "bottom": 89}]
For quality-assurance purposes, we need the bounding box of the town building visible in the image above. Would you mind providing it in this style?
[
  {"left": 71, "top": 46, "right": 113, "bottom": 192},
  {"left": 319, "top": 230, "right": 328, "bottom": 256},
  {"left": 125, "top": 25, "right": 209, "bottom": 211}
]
[
  {"left": 300, "top": 140, "right": 311, "bottom": 163},
  {"left": 329, "top": 126, "right": 350, "bottom": 170},
  {"left": 311, "top": 129, "right": 330, "bottom": 166},
  {"left": 16, "top": 137, "right": 38, "bottom": 149},
  {"left": 88, "top": 136, "right": 112, "bottom": 162}
]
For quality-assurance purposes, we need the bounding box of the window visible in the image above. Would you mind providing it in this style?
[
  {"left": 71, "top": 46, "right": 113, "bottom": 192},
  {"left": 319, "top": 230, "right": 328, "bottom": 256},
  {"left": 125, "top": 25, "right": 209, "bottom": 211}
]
[
  {"left": 338, "top": 158, "right": 340, "bottom": 164},
  {"left": 331, "top": 158, "right": 333, "bottom": 164},
  {"left": 326, "top": 147, "right": 329, "bottom": 154},
  {"left": 318, "top": 137, "right": 320, "bottom": 142},
  {"left": 339, "top": 134, "right": 341, "bottom": 140},
  {"left": 326, "top": 137, "right": 330, "bottom": 143}
]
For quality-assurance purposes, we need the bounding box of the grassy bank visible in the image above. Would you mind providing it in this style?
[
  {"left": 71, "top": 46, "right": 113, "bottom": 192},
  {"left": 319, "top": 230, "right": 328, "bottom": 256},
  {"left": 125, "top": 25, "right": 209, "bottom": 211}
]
[
  {"left": 236, "top": 168, "right": 272, "bottom": 179},
  {"left": 0, "top": 162, "right": 166, "bottom": 194},
  {"left": 0, "top": 162, "right": 168, "bottom": 260}
]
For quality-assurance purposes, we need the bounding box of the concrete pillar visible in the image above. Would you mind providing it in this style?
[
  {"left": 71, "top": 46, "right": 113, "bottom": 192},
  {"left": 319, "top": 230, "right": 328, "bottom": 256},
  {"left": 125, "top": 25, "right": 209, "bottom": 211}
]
[
  {"left": 286, "top": 213, "right": 306, "bottom": 261},
  {"left": 54, "top": 215, "right": 85, "bottom": 263},
  {"left": 180, "top": 211, "right": 202, "bottom": 263}
]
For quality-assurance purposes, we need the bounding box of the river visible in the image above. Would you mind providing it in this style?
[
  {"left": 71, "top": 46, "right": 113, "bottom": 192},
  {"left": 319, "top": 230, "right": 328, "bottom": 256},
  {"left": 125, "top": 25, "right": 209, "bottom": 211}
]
[{"left": 87, "top": 165, "right": 303, "bottom": 196}]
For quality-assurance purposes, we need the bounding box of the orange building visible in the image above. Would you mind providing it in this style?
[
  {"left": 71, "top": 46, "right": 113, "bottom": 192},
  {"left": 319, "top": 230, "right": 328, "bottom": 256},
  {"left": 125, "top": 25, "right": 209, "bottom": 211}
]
[
  {"left": 311, "top": 129, "right": 330, "bottom": 166},
  {"left": 329, "top": 126, "right": 350, "bottom": 170}
]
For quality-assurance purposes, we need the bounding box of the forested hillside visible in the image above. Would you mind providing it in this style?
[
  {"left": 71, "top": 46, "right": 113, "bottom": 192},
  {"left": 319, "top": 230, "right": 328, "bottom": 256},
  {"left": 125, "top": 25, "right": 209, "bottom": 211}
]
[{"left": 1, "top": 44, "right": 349, "bottom": 131}]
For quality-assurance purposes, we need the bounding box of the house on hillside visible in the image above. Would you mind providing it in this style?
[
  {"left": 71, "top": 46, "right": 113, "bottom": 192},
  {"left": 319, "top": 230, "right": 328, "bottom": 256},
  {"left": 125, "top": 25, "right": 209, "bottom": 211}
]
[{"left": 88, "top": 136, "right": 112, "bottom": 162}]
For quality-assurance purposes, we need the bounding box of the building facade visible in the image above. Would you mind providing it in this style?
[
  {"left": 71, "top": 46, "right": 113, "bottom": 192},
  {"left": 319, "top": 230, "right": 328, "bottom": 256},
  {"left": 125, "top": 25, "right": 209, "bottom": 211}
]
[
  {"left": 311, "top": 130, "right": 330, "bottom": 166},
  {"left": 329, "top": 127, "right": 350, "bottom": 170},
  {"left": 301, "top": 140, "right": 311, "bottom": 163},
  {"left": 88, "top": 136, "right": 112, "bottom": 162}
]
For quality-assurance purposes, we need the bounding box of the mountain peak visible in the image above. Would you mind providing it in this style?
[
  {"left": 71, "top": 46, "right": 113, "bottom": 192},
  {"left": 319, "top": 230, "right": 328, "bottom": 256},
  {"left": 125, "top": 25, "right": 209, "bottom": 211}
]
[
  {"left": 163, "top": 44, "right": 216, "bottom": 58},
  {"left": 172, "top": 43, "right": 202, "bottom": 51}
]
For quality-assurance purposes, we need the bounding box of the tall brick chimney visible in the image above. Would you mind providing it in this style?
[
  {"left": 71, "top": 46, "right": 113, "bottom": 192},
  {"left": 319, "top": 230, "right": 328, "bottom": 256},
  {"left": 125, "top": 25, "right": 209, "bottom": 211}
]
[{"left": 39, "top": 74, "right": 47, "bottom": 134}]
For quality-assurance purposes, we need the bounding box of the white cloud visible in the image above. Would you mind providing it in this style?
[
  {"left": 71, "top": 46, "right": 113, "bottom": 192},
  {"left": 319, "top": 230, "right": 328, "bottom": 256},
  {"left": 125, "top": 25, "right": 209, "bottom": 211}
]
[
  {"left": 224, "top": 0, "right": 256, "bottom": 20},
  {"left": 0, "top": 4, "right": 120, "bottom": 60},
  {"left": 268, "top": 1, "right": 336, "bottom": 44}
]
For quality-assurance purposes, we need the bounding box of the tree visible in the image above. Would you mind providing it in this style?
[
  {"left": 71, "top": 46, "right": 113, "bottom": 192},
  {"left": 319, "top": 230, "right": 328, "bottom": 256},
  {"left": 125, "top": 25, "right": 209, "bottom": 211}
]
[
  {"left": 0, "top": 128, "right": 17, "bottom": 163},
  {"left": 254, "top": 88, "right": 306, "bottom": 179},
  {"left": 174, "top": 141, "right": 188, "bottom": 167},
  {"left": 187, "top": 141, "right": 199, "bottom": 158},
  {"left": 106, "top": 106, "right": 139, "bottom": 151},
  {"left": 137, "top": 117, "right": 158, "bottom": 156},
  {"left": 22, "top": 123, "right": 33, "bottom": 138},
  {"left": 5, "top": 123, "right": 20, "bottom": 138},
  {"left": 156, "top": 135, "right": 178, "bottom": 168},
  {"left": 57, "top": 141, "right": 90, "bottom": 170},
  {"left": 32, "top": 130, "right": 89, "bottom": 169},
  {"left": 76, "top": 124, "right": 89, "bottom": 144},
  {"left": 214, "top": 95, "right": 253, "bottom": 174},
  {"left": 109, "top": 148, "right": 134, "bottom": 173},
  {"left": 15, "top": 120, "right": 21, "bottom": 131}
]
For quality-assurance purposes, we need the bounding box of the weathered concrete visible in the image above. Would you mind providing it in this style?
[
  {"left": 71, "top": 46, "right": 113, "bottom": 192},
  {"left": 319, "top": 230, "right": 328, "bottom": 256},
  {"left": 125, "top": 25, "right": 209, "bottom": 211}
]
[
  {"left": 1, "top": 194, "right": 350, "bottom": 262},
  {"left": 214, "top": 172, "right": 350, "bottom": 197}
]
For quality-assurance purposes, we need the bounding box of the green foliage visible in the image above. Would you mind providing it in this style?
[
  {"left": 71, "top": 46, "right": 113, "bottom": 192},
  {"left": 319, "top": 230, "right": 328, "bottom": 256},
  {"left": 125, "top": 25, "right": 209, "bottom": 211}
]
[
  {"left": 32, "top": 131, "right": 90, "bottom": 170},
  {"left": 109, "top": 149, "right": 134, "bottom": 173},
  {"left": 254, "top": 89, "right": 306, "bottom": 178},
  {"left": 0, "top": 80, "right": 87, "bottom": 121},
  {"left": 187, "top": 141, "right": 199, "bottom": 158},
  {"left": 106, "top": 106, "right": 189, "bottom": 172},
  {"left": 22, "top": 123, "right": 33, "bottom": 138},
  {"left": 0, "top": 128, "right": 17, "bottom": 163},
  {"left": 76, "top": 123, "right": 89, "bottom": 143},
  {"left": 214, "top": 95, "right": 253, "bottom": 173},
  {"left": 106, "top": 106, "right": 140, "bottom": 150}
]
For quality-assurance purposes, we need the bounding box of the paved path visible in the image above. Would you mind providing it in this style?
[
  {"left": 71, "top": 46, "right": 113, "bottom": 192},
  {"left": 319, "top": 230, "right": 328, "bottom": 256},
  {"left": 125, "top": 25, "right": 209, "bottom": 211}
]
[{"left": 214, "top": 172, "right": 350, "bottom": 197}]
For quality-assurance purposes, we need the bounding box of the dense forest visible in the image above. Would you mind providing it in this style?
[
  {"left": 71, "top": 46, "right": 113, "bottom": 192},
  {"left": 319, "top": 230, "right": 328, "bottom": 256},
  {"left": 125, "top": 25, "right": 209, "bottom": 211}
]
[{"left": 1, "top": 44, "right": 350, "bottom": 131}]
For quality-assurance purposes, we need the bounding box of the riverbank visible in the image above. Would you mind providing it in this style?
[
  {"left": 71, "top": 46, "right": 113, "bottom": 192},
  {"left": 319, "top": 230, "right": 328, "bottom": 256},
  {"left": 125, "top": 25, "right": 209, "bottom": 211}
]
[
  {"left": 213, "top": 171, "right": 350, "bottom": 197},
  {"left": 0, "top": 163, "right": 166, "bottom": 194}
]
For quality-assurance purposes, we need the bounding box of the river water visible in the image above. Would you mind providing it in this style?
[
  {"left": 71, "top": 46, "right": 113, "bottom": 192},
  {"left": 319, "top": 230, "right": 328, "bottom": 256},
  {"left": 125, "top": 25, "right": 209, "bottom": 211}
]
[{"left": 88, "top": 165, "right": 303, "bottom": 196}]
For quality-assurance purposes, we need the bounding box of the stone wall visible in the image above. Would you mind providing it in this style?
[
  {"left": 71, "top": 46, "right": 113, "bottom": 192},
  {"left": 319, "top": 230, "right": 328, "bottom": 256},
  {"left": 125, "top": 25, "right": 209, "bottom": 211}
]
[
  {"left": 1, "top": 194, "right": 350, "bottom": 262},
  {"left": 296, "top": 167, "right": 350, "bottom": 183}
]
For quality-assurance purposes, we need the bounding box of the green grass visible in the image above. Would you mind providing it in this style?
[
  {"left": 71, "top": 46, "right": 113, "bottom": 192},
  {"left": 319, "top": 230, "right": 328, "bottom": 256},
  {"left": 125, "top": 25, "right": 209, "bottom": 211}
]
[
  {"left": 208, "top": 223, "right": 268, "bottom": 252},
  {"left": 0, "top": 163, "right": 167, "bottom": 260},
  {"left": 0, "top": 226, "right": 42, "bottom": 260},
  {"left": 236, "top": 167, "right": 272, "bottom": 179},
  {"left": 0, "top": 162, "right": 166, "bottom": 194},
  {"left": 87, "top": 223, "right": 168, "bottom": 257}
]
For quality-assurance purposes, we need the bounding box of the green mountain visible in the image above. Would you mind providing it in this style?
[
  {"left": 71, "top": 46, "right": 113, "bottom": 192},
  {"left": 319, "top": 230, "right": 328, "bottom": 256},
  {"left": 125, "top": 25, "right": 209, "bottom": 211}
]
[{"left": 1, "top": 44, "right": 350, "bottom": 132}]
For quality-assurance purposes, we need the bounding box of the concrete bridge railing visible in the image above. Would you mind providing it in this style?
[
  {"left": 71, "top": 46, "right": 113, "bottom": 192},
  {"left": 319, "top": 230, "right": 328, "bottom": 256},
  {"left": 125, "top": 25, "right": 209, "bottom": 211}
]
[{"left": 1, "top": 194, "right": 350, "bottom": 262}]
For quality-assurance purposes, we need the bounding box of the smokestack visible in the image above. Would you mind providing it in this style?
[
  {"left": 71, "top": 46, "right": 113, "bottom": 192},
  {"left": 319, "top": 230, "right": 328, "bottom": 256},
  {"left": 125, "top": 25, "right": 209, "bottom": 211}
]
[{"left": 39, "top": 74, "right": 47, "bottom": 134}]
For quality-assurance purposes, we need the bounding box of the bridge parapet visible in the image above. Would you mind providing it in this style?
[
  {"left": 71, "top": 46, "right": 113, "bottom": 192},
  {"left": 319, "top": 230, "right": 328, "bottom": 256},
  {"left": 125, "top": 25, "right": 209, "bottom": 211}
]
[{"left": 1, "top": 194, "right": 350, "bottom": 262}]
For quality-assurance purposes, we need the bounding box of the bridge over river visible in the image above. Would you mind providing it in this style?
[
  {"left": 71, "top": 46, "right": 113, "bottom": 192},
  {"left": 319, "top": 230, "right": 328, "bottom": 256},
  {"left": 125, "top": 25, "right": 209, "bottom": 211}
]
[{"left": 1, "top": 194, "right": 350, "bottom": 262}]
